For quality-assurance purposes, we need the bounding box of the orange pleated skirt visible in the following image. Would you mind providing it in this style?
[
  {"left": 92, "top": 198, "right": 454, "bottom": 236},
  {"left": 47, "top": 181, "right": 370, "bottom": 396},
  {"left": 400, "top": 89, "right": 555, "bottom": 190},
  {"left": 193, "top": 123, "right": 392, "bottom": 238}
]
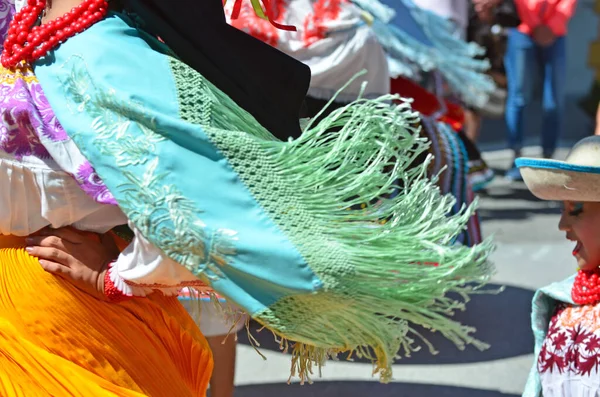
[{"left": 0, "top": 235, "right": 213, "bottom": 396}]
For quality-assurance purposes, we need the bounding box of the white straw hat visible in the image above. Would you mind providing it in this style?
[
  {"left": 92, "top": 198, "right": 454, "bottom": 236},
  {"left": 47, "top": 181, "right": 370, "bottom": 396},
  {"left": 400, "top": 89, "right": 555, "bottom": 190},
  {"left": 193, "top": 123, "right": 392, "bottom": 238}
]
[{"left": 516, "top": 136, "right": 600, "bottom": 202}]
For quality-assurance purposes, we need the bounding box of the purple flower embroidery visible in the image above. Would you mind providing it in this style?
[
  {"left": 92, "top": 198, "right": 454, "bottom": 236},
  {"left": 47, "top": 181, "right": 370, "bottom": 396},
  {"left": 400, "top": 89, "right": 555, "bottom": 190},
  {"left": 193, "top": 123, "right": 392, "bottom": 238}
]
[
  {"left": 76, "top": 161, "right": 117, "bottom": 205},
  {"left": 0, "top": 65, "right": 116, "bottom": 206},
  {"left": 0, "top": 104, "right": 50, "bottom": 160},
  {"left": 0, "top": 73, "right": 51, "bottom": 158},
  {"left": 29, "top": 83, "right": 69, "bottom": 142}
]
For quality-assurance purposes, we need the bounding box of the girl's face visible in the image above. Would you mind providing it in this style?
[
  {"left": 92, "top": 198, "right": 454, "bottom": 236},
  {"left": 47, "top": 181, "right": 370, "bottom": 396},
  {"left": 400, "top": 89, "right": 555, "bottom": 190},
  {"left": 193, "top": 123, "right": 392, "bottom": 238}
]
[{"left": 560, "top": 201, "right": 600, "bottom": 271}]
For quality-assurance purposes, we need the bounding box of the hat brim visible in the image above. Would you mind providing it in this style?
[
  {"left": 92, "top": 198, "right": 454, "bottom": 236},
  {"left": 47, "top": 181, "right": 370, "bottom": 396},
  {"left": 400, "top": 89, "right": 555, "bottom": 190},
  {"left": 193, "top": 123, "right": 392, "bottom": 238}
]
[{"left": 516, "top": 158, "right": 600, "bottom": 202}]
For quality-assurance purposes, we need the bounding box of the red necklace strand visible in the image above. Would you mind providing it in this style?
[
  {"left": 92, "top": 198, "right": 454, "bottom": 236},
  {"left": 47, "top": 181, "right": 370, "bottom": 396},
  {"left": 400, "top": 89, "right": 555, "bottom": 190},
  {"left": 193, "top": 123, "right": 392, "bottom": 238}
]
[
  {"left": 572, "top": 268, "right": 600, "bottom": 305},
  {"left": 1, "top": 0, "right": 108, "bottom": 68}
]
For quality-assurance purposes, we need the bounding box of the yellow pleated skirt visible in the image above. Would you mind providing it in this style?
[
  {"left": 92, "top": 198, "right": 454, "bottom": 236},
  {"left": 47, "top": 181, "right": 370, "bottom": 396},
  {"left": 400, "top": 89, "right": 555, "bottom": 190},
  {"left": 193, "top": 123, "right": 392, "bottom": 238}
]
[{"left": 0, "top": 236, "right": 213, "bottom": 397}]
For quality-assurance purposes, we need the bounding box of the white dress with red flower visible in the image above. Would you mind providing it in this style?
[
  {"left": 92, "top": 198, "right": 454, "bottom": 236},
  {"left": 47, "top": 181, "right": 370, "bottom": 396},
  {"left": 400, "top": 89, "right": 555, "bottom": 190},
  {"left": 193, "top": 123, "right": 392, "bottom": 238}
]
[
  {"left": 538, "top": 302, "right": 600, "bottom": 396},
  {"left": 226, "top": 0, "right": 390, "bottom": 102}
]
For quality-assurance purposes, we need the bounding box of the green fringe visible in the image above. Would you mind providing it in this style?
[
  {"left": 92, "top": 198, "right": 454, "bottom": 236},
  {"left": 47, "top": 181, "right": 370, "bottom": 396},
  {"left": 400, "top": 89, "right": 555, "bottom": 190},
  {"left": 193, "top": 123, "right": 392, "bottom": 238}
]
[{"left": 171, "top": 60, "right": 495, "bottom": 383}]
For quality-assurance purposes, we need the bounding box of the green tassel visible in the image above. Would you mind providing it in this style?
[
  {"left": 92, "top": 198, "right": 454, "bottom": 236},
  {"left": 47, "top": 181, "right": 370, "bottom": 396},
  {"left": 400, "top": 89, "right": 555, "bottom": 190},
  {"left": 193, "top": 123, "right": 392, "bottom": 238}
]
[{"left": 171, "top": 61, "right": 496, "bottom": 383}]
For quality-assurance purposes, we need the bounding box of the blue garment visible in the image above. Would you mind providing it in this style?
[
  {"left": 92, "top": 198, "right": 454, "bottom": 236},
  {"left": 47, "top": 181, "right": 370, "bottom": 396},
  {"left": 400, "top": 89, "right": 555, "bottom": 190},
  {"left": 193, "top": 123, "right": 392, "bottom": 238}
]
[
  {"left": 504, "top": 29, "right": 566, "bottom": 155},
  {"left": 350, "top": 0, "right": 494, "bottom": 107},
  {"left": 522, "top": 275, "right": 575, "bottom": 397}
]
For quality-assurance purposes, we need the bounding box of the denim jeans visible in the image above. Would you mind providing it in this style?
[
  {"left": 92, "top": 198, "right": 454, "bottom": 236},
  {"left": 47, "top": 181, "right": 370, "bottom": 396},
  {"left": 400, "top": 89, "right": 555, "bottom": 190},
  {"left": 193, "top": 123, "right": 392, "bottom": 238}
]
[{"left": 504, "top": 29, "right": 566, "bottom": 155}]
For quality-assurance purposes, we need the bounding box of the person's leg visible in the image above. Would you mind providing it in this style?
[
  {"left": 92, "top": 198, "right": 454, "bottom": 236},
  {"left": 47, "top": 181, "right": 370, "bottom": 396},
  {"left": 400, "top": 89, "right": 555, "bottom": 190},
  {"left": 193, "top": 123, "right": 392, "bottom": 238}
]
[
  {"left": 464, "top": 108, "right": 482, "bottom": 142},
  {"left": 181, "top": 298, "right": 246, "bottom": 397},
  {"left": 504, "top": 29, "right": 537, "bottom": 178},
  {"left": 206, "top": 335, "right": 237, "bottom": 397},
  {"left": 540, "top": 36, "right": 567, "bottom": 158},
  {"left": 595, "top": 103, "right": 600, "bottom": 136}
]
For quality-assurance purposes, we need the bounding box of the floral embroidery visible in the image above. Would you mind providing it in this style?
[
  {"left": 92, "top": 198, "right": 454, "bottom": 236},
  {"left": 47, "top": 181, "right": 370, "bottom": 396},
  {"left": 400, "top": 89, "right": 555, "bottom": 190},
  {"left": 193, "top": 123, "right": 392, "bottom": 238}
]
[
  {"left": 302, "top": 0, "right": 344, "bottom": 47},
  {"left": 28, "top": 83, "right": 69, "bottom": 142},
  {"left": 0, "top": 68, "right": 50, "bottom": 159},
  {"left": 76, "top": 161, "right": 117, "bottom": 205},
  {"left": 0, "top": 64, "right": 116, "bottom": 205},
  {"left": 226, "top": 0, "right": 346, "bottom": 48},
  {"left": 0, "top": 104, "right": 50, "bottom": 159},
  {"left": 60, "top": 56, "right": 238, "bottom": 277},
  {"left": 559, "top": 303, "right": 600, "bottom": 333},
  {"left": 538, "top": 303, "right": 600, "bottom": 376}
]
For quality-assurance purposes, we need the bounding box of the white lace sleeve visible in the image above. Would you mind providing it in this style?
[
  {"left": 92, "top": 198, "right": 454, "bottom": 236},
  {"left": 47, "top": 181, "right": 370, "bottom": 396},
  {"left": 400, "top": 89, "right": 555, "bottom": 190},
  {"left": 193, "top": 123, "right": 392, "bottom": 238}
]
[{"left": 110, "top": 222, "right": 209, "bottom": 297}]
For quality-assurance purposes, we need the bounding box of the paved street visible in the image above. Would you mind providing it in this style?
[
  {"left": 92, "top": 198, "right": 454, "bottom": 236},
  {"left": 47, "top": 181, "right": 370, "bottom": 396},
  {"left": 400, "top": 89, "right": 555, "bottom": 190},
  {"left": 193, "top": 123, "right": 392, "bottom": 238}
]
[{"left": 228, "top": 147, "right": 576, "bottom": 396}]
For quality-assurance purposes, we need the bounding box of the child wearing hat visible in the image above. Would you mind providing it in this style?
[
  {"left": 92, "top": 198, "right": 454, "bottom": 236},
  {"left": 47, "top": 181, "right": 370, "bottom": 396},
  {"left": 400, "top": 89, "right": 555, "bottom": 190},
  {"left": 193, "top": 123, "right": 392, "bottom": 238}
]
[{"left": 518, "top": 135, "right": 600, "bottom": 396}]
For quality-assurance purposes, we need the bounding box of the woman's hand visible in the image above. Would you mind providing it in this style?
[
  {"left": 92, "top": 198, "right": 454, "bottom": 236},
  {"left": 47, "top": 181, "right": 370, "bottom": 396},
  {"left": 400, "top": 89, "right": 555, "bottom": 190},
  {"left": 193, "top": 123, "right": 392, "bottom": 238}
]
[
  {"left": 532, "top": 25, "right": 556, "bottom": 47},
  {"left": 26, "top": 227, "right": 120, "bottom": 300},
  {"left": 473, "top": 0, "right": 502, "bottom": 13}
]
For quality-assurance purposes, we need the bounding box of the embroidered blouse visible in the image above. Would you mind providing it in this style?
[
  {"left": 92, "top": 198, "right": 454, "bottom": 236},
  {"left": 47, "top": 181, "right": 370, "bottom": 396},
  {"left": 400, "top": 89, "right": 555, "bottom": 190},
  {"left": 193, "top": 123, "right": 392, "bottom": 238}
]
[{"left": 537, "top": 302, "right": 600, "bottom": 396}]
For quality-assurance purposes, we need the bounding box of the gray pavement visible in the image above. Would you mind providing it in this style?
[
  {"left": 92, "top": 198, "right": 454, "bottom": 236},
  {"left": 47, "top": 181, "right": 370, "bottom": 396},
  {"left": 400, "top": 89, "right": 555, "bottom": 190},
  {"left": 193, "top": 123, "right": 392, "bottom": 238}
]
[{"left": 230, "top": 147, "right": 576, "bottom": 396}]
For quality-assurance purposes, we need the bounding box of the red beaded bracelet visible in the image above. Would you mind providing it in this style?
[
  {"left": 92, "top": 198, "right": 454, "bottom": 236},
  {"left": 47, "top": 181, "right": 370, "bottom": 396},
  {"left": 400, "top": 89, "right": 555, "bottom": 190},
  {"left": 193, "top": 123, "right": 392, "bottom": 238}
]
[{"left": 104, "top": 262, "right": 132, "bottom": 303}]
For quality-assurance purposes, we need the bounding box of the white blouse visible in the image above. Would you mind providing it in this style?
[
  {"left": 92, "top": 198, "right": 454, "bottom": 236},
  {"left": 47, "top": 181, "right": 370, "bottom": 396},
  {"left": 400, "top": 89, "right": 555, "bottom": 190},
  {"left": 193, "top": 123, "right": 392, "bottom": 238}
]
[{"left": 0, "top": 152, "right": 126, "bottom": 236}]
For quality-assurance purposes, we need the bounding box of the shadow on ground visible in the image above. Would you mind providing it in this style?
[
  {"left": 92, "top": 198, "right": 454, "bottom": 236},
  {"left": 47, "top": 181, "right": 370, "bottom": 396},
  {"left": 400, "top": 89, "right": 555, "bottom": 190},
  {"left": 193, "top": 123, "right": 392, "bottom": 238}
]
[
  {"left": 477, "top": 182, "right": 560, "bottom": 222},
  {"left": 238, "top": 284, "right": 534, "bottom": 365},
  {"left": 479, "top": 179, "right": 543, "bottom": 202},
  {"left": 229, "top": 381, "right": 519, "bottom": 397}
]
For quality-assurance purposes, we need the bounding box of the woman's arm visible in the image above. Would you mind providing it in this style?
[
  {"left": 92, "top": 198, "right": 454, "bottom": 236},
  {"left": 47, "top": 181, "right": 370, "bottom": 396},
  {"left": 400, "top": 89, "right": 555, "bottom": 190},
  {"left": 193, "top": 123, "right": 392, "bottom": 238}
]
[
  {"left": 544, "top": 0, "right": 577, "bottom": 36},
  {"left": 513, "top": 0, "right": 542, "bottom": 33},
  {"left": 27, "top": 225, "right": 210, "bottom": 301}
]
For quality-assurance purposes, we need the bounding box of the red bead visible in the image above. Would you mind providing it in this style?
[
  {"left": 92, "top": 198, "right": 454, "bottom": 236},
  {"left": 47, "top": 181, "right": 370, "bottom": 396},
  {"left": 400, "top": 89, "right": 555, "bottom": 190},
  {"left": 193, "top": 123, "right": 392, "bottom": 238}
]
[
  {"left": 30, "top": 35, "right": 41, "bottom": 47},
  {"left": 41, "top": 27, "right": 52, "bottom": 39},
  {"left": 39, "top": 41, "right": 52, "bottom": 53},
  {"left": 24, "top": 14, "right": 37, "bottom": 25},
  {"left": 571, "top": 268, "right": 600, "bottom": 305},
  {"left": 31, "top": 48, "right": 43, "bottom": 59},
  {"left": 17, "top": 31, "right": 28, "bottom": 43},
  {"left": 48, "top": 36, "right": 59, "bottom": 47}
]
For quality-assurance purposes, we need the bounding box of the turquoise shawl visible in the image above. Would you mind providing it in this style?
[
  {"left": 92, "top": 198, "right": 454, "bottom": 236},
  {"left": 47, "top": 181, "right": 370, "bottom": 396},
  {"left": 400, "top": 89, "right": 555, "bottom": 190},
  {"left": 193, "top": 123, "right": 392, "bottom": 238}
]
[{"left": 34, "top": 13, "right": 494, "bottom": 382}]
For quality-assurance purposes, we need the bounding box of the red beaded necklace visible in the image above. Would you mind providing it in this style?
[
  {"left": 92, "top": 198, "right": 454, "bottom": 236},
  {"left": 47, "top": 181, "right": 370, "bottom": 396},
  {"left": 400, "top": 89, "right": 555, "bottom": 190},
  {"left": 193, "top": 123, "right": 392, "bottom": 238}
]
[
  {"left": 572, "top": 268, "right": 600, "bottom": 305},
  {"left": 1, "top": 0, "right": 108, "bottom": 69}
]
